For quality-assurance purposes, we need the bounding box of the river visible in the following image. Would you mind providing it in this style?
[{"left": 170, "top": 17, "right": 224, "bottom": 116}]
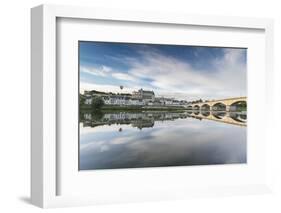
[{"left": 79, "top": 110, "right": 247, "bottom": 170}]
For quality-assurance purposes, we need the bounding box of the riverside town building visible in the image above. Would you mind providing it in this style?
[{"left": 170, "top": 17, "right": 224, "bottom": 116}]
[{"left": 83, "top": 89, "right": 188, "bottom": 107}]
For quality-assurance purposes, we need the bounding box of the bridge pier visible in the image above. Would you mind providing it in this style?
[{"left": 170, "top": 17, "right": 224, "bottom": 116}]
[{"left": 226, "top": 105, "right": 230, "bottom": 112}]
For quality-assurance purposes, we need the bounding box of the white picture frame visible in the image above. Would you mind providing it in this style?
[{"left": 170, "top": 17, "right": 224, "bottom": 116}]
[{"left": 31, "top": 4, "right": 274, "bottom": 208}]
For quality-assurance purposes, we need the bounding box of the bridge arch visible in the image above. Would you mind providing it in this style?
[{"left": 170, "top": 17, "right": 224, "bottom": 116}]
[
  {"left": 212, "top": 102, "right": 226, "bottom": 111},
  {"left": 201, "top": 111, "right": 210, "bottom": 117},
  {"left": 212, "top": 111, "right": 226, "bottom": 119},
  {"left": 193, "top": 105, "right": 200, "bottom": 111},
  {"left": 201, "top": 104, "right": 210, "bottom": 111},
  {"left": 229, "top": 112, "right": 247, "bottom": 123},
  {"left": 229, "top": 100, "right": 247, "bottom": 112},
  {"left": 194, "top": 110, "right": 200, "bottom": 115}
]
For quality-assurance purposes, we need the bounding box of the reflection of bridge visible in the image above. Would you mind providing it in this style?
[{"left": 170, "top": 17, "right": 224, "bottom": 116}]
[
  {"left": 187, "top": 97, "right": 247, "bottom": 111},
  {"left": 187, "top": 111, "right": 247, "bottom": 127},
  {"left": 81, "top": 110, "right": 247, "bottom": 129}
]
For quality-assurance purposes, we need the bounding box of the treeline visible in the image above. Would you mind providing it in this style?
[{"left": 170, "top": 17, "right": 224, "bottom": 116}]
[
  {"left": 80, "top": 95, "right": 105, "bottom": 111},
  {"left": 189, "top": 99, "right": 204, "bottom": 104},
  {"left": 85, "top": 90, "right": 131, "bottom": 96}
]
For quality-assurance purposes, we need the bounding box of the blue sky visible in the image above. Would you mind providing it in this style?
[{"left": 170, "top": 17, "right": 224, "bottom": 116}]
[{"left": 79, "top": 41, "right": 246, "bottom": 101}]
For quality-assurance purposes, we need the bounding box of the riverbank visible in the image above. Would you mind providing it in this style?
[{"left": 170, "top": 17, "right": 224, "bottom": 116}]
[{"left": 80, "top": 105, "right": 186, "bottom": 112}]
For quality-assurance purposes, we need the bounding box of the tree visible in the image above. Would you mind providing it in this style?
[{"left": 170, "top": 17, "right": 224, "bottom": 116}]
[
  {"left": 91, "top": 110, "right": 104, "bottom": 121},
  {"left": 79, "top": 94, "right": 86, "bottom": 107},
  {"left": 91, "top": 96, "right": 104, "bottom": 110}
]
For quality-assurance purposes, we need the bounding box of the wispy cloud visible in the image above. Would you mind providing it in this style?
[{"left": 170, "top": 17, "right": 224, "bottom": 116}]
[
  {"left": 80, "top": 44, "right": 246, "bottom": 101},
  {"left": 111, "top": 72, "right": 137, "bottom": 82},
  {"left": 80, "top": 65, "right": 111, "bottom": 77}
]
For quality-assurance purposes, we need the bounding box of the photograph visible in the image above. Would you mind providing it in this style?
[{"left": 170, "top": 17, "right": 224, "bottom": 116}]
[{"left": 79, "top": 41, "right": 247, "bottom": 170}]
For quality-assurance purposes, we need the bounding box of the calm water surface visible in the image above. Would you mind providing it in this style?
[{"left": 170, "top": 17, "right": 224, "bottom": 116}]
[{"left": 79, "top": 111, "right": 247, "bottom": 170}]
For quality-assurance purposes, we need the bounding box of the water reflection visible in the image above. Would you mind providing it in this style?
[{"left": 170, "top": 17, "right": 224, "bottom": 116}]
[
  {"left": 212, "top": 111, "right": 226, "bottom": 119},
  {"left": 201, "top": 111, "right": 210, "bottom": 117},
  {"left": 80, "top": 110, "right": 247, "bottom": 170},
  {"left": 81, "top": 110, "right": 247, "bottom": 129},
  {"left": 229, "top": 112, "right": 247, "bottom": 123}
]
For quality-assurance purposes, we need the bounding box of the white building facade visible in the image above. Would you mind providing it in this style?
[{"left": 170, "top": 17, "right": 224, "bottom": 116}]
[{"left": 83, "top": 89, "right": 187, "bottom": 107}]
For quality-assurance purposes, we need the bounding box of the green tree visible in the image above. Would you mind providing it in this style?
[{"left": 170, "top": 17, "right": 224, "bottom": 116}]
[
  {"left": 91, "top": 110, "right": 104, "bottom": 121},
  {"left": 79, "top": 94, "right": 86, "bottom": 107},
  {"left": 91, "top": 96, "right": 105, "bottom": 110}
]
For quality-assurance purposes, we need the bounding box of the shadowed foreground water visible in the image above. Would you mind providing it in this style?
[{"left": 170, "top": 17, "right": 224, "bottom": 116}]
[{"left": 79, "top": 111, "right": 246, "bottom": 170}]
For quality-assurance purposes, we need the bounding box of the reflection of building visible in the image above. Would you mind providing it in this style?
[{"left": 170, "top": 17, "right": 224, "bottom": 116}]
[
  {"left": 131, "top": 120, "right": 154, "bottom": 130},
  {"left": 81, "top": 111, "right": 189, "bottom": 129}
]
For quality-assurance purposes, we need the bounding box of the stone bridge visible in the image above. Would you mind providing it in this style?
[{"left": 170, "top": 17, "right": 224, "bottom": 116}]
[{"left": 186, "top": 97, "right": 247, "bottom": 112}]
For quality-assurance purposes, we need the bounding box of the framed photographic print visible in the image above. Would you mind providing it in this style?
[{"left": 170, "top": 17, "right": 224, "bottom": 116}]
[
  {"left": 31, "top": 4, "right": 274, "bottom": 208},
  {"left": 78, "top": 41, "right": 247, "bottom": 170}
]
